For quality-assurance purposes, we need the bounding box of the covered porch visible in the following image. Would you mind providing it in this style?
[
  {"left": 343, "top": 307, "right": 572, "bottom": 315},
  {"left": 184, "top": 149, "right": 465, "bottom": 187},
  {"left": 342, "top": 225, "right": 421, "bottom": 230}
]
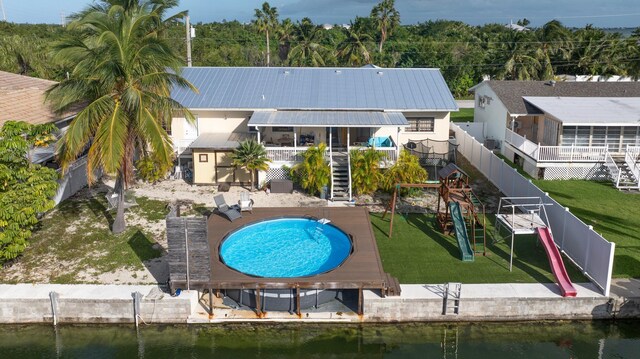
[{"left": 249, "top": 110, "right": 406, "bottom": 164}]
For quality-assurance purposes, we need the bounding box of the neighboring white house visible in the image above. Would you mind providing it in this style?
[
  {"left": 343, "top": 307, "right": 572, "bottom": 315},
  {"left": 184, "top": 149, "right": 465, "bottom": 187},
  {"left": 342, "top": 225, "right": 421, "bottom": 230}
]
[
  {"left": 170, "top": 66, "right": 458, "bottom": 200},
  {"left": 470, "top": 80, "right": 640, "bottom": 186},
  {"left": 0, "top": 71, "right": 88, "bottom": 204}
]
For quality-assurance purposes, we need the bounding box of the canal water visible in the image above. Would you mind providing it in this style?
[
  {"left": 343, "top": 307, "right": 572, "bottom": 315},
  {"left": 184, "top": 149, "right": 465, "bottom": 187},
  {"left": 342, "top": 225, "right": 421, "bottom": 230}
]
[{"left": 0, "top": 321, "right": 638, "bottom": 358}]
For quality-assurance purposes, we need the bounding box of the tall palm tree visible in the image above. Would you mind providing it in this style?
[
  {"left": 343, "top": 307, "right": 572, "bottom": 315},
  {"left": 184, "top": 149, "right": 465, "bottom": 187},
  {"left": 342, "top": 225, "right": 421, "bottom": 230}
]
[
  {"left": 536, "top": 20, "right": 571, "bottom": 80},
  {"left": 253, "top": 2, "right": 279, "bottom": 66},
  {"left": 46, "top": 0, "right": 197, "bottom": 234},
  {"left": 231, "top": 140, "right": 270, "bottom": 191},
  {"left": 288, "top": 18, "right": 328, "bottom": 66},
  {"left": 337, "top": 19, "right": 373, "bottom": 66},
  {"left": 370, "top": 0, "right": 400, "bottom": 53},
  {"left": 277, "top": 18, "right": 295, "bottom": 63}
]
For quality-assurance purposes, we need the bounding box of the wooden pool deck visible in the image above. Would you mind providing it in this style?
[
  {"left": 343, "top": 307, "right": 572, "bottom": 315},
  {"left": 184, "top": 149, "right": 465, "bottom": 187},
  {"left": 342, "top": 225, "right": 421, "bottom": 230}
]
[{"left": 206, "top": 207, "right": 395, "bottom": 292}]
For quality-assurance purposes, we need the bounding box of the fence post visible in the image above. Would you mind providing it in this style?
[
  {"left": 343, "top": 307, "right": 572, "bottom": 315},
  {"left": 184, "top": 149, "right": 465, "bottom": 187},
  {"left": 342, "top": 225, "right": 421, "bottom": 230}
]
[
  {"left": 561, "top": 207, "right": 569, "bottom": 250},
  {"left": 584, "top": 225, "right": 593, "bottom": 275}
]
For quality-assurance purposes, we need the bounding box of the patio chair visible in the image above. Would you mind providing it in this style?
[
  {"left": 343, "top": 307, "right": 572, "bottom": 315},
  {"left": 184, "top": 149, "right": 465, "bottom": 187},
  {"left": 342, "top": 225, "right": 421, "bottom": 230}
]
[
  {"left": 238, "top": 191, "right": 254, "bottom": 214},
  {"left": 105, "top": 191, "right": 138, "bottom": 211},
  {"left": 214, "top": 194, "right": 242, "bottom": 221}
]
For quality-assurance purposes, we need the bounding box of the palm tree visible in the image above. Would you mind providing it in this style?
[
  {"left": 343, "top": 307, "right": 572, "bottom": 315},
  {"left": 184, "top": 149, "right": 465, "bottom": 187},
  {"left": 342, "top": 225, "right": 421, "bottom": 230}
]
[
  {"left": 288, "top": 18, "right": 328, "bottom": 66},
  {"left": 370, "top": 0, "right": 400, "bottom": 53},
  {"left": 277, "top": 18, "right": 295, "bottom": 63},
  {"left": 290, "top": 143, "right": 330, "bottom": 196},
  {"left": 231, "top": 140, "right": 270, "bottom": 191},
  {"left": 253, "top": 2, "right": 279, "bottom": 66},
  {"left": 535, "top": 20, "right": 571, "bottom": 80},
  {"left": 46, "top": 0, "right": 197, "bottom": 234},
  {"left": 337, "top": 19, "right": 373, "bottom": 66},
  {"left": 350, "top": 148, "right": 385, "bottom": 195}
]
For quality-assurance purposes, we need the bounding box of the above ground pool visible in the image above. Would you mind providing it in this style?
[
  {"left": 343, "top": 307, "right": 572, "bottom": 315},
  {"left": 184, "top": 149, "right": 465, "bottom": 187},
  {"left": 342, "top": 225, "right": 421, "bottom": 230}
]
[{"left": 219, "top": 217, "right": 353, "bottom": 278}]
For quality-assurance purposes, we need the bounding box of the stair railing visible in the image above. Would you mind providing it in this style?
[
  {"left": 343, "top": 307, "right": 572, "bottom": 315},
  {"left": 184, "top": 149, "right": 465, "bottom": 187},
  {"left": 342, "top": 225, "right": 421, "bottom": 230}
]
[
  {"left": 603, "top": 151, "right": 621, "bottom": 188},
  {"left": 347, "top": 150, "right": 353, "bottom": 201},
  {"left": 624, "top": 145, "right": 640, "bottom": 188}
]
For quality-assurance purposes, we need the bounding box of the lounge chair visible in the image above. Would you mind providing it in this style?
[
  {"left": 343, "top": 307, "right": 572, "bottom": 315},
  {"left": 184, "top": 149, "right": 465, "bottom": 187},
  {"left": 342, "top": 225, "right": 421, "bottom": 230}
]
[
  {"left": 238, "top": 191, "right": 254, "bottom": 214},
  {"left": 214, "top": 194, "right": 242, "bottom": 221},
  {"left": 105, "top": 191, "right": 138, "bottom": 211}
]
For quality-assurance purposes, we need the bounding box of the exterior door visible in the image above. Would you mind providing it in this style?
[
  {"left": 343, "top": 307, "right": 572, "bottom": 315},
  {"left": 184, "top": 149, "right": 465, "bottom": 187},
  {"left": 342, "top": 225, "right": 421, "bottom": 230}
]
[{"left": 184, "top": 119, "right": 198, "bottom": 139}]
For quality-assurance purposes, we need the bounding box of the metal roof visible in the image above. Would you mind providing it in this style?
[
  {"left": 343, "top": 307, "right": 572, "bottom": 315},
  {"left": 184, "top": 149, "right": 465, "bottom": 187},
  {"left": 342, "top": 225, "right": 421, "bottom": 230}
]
[
  {"left": 523, "top": 97, "right": 640, "bottom": 125},
  {"left": 248, "top": 111, "right": 408, "bottom": 127},
  {"left": 188, "top": 132, "right": 253, "bottom": 149},
  {"left": 171, "top": 67, "right": 457, "bottom": 111},
  {"left": 472, "top": 80, "right": 640, "bottom": 115}
]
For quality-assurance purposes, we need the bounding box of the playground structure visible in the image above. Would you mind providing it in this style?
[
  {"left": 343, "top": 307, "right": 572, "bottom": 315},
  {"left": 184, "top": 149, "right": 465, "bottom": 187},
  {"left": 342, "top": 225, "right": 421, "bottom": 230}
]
[
  {"left": 383, "top": 163, "right": 487, "bottom": 262},
  {"left": 494, "top": 197, "right": 577, "bottom": 297},
  {"left": 383, "top": 182, "right": 441, "bottom": 238},
  {"left": 404, "top": 138, "right": 458, "bottom": 180},
  {"left": 435, "top": 164, "right": 487, "bottom": 260}
]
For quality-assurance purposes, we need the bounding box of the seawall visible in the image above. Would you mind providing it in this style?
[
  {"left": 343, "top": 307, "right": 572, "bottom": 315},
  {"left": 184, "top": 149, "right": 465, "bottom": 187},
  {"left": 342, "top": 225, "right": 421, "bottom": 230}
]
[{"left": 0, "top": 282, "right": 638, "bottom": 324}]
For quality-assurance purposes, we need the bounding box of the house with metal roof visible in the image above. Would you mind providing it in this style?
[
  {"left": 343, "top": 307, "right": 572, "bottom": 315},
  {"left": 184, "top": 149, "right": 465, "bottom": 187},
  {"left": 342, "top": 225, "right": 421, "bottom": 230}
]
[
  {"left": 469, "top": 80, "right": 640, "bottom": 187},
  {"left": 0, "top": 70, "right": 91, "bottom": 203},
  {"left": 171, "top": 66, "right": 457, "bottom": 200}
]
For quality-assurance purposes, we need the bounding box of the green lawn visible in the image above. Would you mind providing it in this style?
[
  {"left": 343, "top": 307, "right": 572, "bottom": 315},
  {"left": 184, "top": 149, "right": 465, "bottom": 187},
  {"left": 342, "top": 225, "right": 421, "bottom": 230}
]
[
  {"left": 450, "top": 108, "right": 474, "bottom": 122},
  {"left": 534, "top": 180, "right": 640, "bottom": 278},
  {"left": 370, "top": 212, "right": 587, "bottom": 284}
]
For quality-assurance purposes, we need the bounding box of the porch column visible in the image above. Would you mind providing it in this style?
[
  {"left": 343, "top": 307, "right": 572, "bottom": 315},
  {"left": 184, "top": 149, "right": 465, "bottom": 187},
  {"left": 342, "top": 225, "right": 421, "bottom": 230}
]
[
  {"left": 329, "top": 127, "right": 332, "bottom": 152},
  {"left": 294, "top": 131, "right": 297, "bottom": 150},
  {"left": 347, "top": 129, "right": 350, "bottom": 151},
  {"left": 396, "top": 126, "right": 401, "bottom": 159},
  {"left": 256, "top": 126, "right": 261, "bottom": 143}
]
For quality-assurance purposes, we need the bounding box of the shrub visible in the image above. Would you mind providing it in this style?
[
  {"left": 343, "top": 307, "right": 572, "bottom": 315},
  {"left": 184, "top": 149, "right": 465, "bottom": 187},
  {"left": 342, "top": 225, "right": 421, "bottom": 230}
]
[
  {"left": 382, "top": 149, "right": 428, "bottom": 192},
  {"left": 135, "top": 152, "right": 174, "bottom": 183},
  {"left": 289, "top": 143, "right": 331, "bottom": 196},
  {"left": 350, "top": 148, "right": 386, "bottom": 195}
]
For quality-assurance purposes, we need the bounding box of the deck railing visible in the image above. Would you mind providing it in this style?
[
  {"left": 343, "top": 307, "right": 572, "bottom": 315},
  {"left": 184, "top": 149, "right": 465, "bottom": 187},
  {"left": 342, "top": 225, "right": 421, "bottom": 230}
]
[
  {"left": 537, "top": 145, "right": 607, "bottom": 162},
  {"left": 505, "top": 129, "right": 608, "bottom": 163},
  {"left": 350, "top": 146, "right": 398, "bottom": 163},
  {"left": 504, "top": 129, "right": 538, "bottom": 158},
  {"left": 265, "top": 147, "right": 306, "bottom": 162}
]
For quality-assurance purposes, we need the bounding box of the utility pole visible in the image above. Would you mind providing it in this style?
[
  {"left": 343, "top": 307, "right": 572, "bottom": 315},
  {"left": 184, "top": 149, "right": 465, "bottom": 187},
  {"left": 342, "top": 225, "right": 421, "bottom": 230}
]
[
  {"left": 1, "top": 0, "right": 7, "bottom": 22},
  {"left": 60, "top": 12, "right": 66, "bottom": 27},
  {"left": 185, "top": 14, "right": 192, "bottom": 67}
]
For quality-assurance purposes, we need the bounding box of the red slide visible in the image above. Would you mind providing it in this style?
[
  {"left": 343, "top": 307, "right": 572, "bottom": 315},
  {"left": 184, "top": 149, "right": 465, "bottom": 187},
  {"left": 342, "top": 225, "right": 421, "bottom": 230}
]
[{"left": 536, "top": 227, "right": 577, "bottom": 297}]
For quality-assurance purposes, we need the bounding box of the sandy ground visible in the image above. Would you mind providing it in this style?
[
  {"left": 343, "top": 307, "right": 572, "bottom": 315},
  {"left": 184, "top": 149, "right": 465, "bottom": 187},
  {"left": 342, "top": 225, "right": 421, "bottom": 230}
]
[
  {"left": 126, "top": 178, "right": 328, "bottom": 209},
  {"left": 4, "top": 175, "right": 501, "bottom": 285}
]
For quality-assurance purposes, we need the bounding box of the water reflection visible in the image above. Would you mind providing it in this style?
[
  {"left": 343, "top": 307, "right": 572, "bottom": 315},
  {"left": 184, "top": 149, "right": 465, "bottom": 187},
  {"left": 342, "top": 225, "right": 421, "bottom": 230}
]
[{"left": 0, "top": 321, "right": 638, "bottom": 358}]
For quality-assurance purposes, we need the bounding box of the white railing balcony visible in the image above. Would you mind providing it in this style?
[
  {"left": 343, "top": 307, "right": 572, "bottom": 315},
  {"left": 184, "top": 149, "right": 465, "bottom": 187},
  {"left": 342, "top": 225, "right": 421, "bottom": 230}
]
[
  {"left": 537, "top": 145, "right": 607, "bottom": 163},
  {"left": 350, "top": 146, "right": 398, "bottom": 163},
  {"left": 624, "top": 145, "right": 640, "bottom": 182},
  {"left": 265, "top": 146, "right": 306, "bottom": 162},
  {"left": 504, "top": 128, "right": 539, "bottom": 158}
]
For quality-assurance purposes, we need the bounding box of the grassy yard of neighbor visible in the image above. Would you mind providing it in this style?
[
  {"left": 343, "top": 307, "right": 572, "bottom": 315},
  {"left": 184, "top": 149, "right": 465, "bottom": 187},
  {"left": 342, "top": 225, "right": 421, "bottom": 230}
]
[
  {"left": 370, "top": 212, "right": 587, "bottom": 284},
  {"left": 534, "top": 180, "right": 640, "bottom": 279},
  {"left": 450, "top": 108, "right": 474, "bottom": 122}
]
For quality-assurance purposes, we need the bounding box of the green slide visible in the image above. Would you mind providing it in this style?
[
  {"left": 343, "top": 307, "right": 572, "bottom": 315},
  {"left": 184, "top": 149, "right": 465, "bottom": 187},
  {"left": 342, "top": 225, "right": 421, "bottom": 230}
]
[{"left": 448, "top": 201, "right": 475, "bottom": 262}]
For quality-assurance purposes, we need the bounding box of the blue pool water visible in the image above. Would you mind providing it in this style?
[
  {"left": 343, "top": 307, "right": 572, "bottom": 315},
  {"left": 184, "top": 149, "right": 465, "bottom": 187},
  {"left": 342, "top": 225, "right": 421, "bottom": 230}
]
[{"left": 220, "top": 217, "right": 352, "bottom": 277}]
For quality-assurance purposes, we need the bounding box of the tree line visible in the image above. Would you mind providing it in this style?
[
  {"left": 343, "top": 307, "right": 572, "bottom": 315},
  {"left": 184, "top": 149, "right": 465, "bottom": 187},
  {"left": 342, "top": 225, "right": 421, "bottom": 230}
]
[{"left": 1, "top": 0, "right": 639, "bottom": 97}]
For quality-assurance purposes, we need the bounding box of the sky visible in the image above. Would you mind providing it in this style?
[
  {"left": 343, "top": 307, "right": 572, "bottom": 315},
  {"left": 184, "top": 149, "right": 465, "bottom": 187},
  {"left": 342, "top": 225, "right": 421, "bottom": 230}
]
[{"left": 2, "top": 0, "right": 640, "bottom": 28}]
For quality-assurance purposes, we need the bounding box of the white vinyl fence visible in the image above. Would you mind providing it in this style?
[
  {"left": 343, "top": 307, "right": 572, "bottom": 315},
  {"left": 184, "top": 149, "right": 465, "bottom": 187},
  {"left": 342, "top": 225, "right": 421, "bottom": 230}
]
[
  {"left": 54, "top": 156, "right": 91, "bottom": 205},
  {"left": 451, "top": 123, "right": 616, "bottom": 296}
]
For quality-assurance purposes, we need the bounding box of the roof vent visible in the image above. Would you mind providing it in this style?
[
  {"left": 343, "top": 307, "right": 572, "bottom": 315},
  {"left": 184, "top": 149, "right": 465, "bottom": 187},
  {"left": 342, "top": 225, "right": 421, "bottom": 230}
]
[
  {"left": 335, "top": 70, "right": 342, "bottom": 74},
  {"left": 546, "top": 80, "right": 556, "bottom": 87},
  {"left": 377, "top": 71, "right": 384, "bottom": 76},
  {"left": 283, "top": 70, "right": 290, "bottom": 75},
  {"left": 261, "top": 94, "right": 266, "bottom": 100}
]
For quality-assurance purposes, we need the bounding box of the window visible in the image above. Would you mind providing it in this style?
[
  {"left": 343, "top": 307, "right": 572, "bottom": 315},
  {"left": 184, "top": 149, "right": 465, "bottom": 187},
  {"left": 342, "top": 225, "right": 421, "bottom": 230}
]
[
  {"left": 406, "top": 117, "right": 435, "bottom": 132},
  {"left": 199, "top": 154, "right": 208, "bottom": 163}
]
